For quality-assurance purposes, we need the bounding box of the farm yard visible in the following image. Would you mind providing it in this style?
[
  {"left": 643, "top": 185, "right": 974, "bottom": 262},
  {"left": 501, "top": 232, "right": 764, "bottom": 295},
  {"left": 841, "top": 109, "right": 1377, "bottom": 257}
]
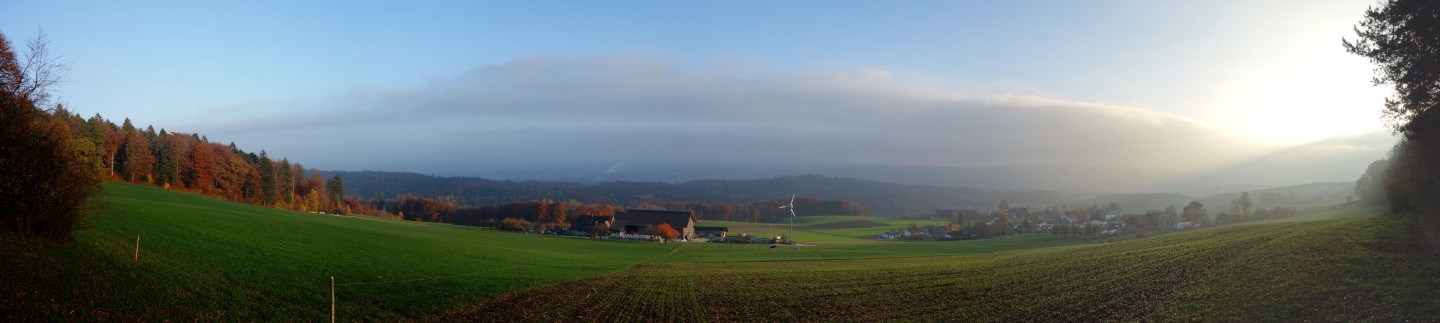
[{"left": 3, "top": 182, "right": 1438, "bottom": 321}]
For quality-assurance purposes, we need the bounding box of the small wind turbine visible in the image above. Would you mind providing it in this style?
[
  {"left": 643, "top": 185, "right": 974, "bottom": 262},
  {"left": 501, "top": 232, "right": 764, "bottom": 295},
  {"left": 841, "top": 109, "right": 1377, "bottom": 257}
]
[{"left": 779, "top": 194, "right": 796, "bottom": 247}]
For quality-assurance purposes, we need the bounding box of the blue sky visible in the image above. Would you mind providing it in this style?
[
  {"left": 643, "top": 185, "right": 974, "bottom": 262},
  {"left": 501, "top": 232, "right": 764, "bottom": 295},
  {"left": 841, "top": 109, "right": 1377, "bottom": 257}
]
[{"left": 0, "top": 1, "right": 1396, "bottom": 185}]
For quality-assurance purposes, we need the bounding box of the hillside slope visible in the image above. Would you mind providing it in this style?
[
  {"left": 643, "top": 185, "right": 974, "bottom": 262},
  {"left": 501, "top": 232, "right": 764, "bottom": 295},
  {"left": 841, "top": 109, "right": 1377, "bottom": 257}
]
[{"left": 0, "top": 182, "right": 675, "bottom": 321}]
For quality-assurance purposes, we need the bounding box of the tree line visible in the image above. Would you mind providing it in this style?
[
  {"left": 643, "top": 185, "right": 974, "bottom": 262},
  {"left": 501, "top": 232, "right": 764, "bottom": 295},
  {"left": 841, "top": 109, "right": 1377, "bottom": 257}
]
[
  {"left": 0, "top": 28, "right": 384, "bottom": 238},
  {"left": 382, "top": 195, "right": 867, "bottom": 228},
  {"left": 42, "top": 106, "right": 373, "bottom": 216},
  {"left": 1346, "top": 0, "right": 1440, "bottom": 216},
  {"left": 334, "top": 170, "right": 1049, "bottom": 216}
]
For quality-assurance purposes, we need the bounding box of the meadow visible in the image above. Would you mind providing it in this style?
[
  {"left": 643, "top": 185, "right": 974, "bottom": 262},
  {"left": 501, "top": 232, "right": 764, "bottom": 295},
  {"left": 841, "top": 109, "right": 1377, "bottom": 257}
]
[
  {"left": 1, "top": 182, "right": 676, "bottom": 320},
  {"left": 4, "top": 182, "right": 1436, "bottom": 321},
  {"left": 656, "top": 234, "right": 1088, "bottom": 263},
  {"left": 697, "top": 216, "right": 933, "bottom": 244},
  {"left": 447, "top": 211, "right": 1440, "bottom": 321}
]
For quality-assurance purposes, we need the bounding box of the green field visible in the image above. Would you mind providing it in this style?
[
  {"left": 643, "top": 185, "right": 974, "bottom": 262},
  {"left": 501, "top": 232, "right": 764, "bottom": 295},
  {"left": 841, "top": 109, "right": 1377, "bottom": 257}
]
[
  {"left": 1, "top": 182, "right": 675, "bottom": 320},
  {"left": 448, "top": 210, "right": 1440, "bottom": 321},
  {"left": 5, "top": 182, "right": 1438, "bottom": 321},
  {"left": 656, "top": 234, "right": 1088, "bottom": 263},
  {"left": 697, "top": 216, "right": 952, "bottom": 244}
]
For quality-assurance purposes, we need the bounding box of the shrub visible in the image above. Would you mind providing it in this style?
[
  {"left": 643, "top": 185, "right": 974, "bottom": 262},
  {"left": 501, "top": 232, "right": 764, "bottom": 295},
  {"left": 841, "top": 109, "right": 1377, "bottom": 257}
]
[
  {"left": 499, "top": 218, "right": 530, "bottom": 231},
  {"left": 0, "top": 32, "right": 99, "bottom": 241}
]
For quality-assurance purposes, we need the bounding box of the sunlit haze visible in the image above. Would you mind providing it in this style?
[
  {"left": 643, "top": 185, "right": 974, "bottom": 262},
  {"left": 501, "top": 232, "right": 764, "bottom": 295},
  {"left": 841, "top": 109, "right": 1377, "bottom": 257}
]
[{"left": 0, "top": 0, "right": 1396, "bottom": 189}]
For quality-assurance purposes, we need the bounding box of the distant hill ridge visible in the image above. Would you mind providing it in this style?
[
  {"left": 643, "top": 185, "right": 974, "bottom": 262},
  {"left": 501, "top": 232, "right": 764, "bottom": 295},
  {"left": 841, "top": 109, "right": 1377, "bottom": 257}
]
[
  {"left": 333, "top": 171, "right": 1064, "bottom": 216},
  {"left": 337, "top": 170, "right": 1355, "bottom": 217}
]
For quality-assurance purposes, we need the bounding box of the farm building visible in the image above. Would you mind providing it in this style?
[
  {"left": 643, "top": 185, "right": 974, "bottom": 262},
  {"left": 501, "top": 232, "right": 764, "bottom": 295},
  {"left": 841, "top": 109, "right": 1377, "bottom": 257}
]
[
  {"left": 569, "top": 215, "right": 614, "bottom": 236},
  {"left": 612, "top": 208, "right": 696, "bottom": 240},
  {"left": 694, "top": 226, "right": 728, "bottom": 238}
]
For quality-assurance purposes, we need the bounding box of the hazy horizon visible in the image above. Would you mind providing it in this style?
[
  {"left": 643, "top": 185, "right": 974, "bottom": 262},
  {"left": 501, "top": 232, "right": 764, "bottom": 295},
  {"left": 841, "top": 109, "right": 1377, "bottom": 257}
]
[{"left": 331, "top": 128, "right": 1391, "bottom": 196}]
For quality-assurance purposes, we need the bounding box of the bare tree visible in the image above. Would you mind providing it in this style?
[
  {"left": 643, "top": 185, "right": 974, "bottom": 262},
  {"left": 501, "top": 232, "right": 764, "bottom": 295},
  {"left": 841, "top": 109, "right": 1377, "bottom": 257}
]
[{"left": 1, "top": 28, "right": 68, "bottom": 106}]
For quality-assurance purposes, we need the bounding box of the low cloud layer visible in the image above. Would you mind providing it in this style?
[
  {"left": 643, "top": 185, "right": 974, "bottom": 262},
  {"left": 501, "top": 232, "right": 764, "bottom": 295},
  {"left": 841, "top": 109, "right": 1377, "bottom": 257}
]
[{"left": 205, "top": 54, "right": 1329, "bottom": 183}]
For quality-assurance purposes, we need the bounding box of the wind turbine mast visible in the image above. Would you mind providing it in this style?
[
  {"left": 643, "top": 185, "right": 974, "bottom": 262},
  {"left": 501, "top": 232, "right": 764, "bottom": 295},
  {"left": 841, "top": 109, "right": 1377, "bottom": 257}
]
[{"left": 780, "top": 194, "right": 796, "bottom": 245}]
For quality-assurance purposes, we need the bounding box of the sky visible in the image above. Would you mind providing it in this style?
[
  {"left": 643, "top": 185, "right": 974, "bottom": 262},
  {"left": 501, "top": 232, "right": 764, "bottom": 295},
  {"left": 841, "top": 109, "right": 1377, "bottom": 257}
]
[{"left": 0, "top": 0, "right": 1398, "bottom": 188}]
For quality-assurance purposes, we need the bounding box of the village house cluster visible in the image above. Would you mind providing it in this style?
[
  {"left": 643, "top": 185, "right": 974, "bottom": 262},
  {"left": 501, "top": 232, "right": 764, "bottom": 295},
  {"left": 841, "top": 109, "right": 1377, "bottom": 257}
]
[
  {"left": 565, "top": 208, "right": 713, "bottom": 242},
  {"left": 908, "top": 203, "right": 1254, "bottom": 241},
  {"left": 522, "top": 202, "right": 1236, "bottom": 245},
  {"left": 887, "top": 206, "right": 1215, "bottom": 241}
]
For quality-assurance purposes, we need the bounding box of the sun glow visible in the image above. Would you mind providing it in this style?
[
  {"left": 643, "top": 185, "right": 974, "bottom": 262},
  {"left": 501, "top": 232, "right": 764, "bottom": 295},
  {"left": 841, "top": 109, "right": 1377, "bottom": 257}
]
[{"left": 1214, "top": 46, "right": 1390, "bottom": 144}]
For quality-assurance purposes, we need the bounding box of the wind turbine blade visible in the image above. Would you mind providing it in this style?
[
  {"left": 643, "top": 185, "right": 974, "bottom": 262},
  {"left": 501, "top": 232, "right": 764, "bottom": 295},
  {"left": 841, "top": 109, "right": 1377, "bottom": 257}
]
[{"left": 786, "top": 193, "right": 797, "bottom": 217}]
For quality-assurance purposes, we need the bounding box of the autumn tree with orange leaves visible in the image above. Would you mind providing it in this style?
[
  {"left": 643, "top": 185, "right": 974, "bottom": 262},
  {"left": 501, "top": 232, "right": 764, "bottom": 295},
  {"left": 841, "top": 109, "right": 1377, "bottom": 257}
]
[{"left": 655, "top": 223, "right": 680, "bottom": 240}]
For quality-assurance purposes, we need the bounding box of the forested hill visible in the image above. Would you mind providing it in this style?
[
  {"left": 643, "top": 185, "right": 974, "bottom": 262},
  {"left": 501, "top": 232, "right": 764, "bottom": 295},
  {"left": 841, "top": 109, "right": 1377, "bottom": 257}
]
[{"left": 333, "top": 171, "right": 1064, "bottom": 216}]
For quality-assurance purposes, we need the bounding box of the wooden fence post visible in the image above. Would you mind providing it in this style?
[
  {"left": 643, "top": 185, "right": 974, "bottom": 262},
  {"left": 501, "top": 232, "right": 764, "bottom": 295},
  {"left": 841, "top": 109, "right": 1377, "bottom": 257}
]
[
  {"left": 330, "top": 276, "right": 335, "bottom": 323},
  {"left": 133, "top": 234, "right": 140, "bottom": 267}
]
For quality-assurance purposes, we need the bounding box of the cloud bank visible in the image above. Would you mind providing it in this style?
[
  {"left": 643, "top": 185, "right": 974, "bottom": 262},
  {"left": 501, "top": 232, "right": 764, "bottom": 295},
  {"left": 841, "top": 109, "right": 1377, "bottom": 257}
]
[{"left": 207, "top": 54, "right": 1291, "bottom": 181}]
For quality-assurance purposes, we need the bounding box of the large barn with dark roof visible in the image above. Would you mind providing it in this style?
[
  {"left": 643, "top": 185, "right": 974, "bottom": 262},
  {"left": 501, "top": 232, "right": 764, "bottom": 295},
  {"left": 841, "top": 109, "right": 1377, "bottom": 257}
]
[
  {"left": 612, "top": 208, "right": 696, "bottom": 240},
  {"left": 569, "top": 215, "right": 614, "bottom": 237}
]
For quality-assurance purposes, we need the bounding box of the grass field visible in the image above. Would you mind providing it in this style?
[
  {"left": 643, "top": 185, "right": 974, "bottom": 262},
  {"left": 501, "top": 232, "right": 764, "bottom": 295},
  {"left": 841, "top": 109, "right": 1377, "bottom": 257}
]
[
  {"left": 697, "top": 215, "right": 951, "bottom": 244},
  {"left": 5, "top": 182, "right": 1437, "bottom": 321},
  {"left": 656, "top": 234, "right": 1088, "bottom": 263},
  {"left": 446, "top": 210, "right": 1440, "bottom": 321},
  {"left": 1, "top": 182, "right": 675, "bottom": 320}
]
